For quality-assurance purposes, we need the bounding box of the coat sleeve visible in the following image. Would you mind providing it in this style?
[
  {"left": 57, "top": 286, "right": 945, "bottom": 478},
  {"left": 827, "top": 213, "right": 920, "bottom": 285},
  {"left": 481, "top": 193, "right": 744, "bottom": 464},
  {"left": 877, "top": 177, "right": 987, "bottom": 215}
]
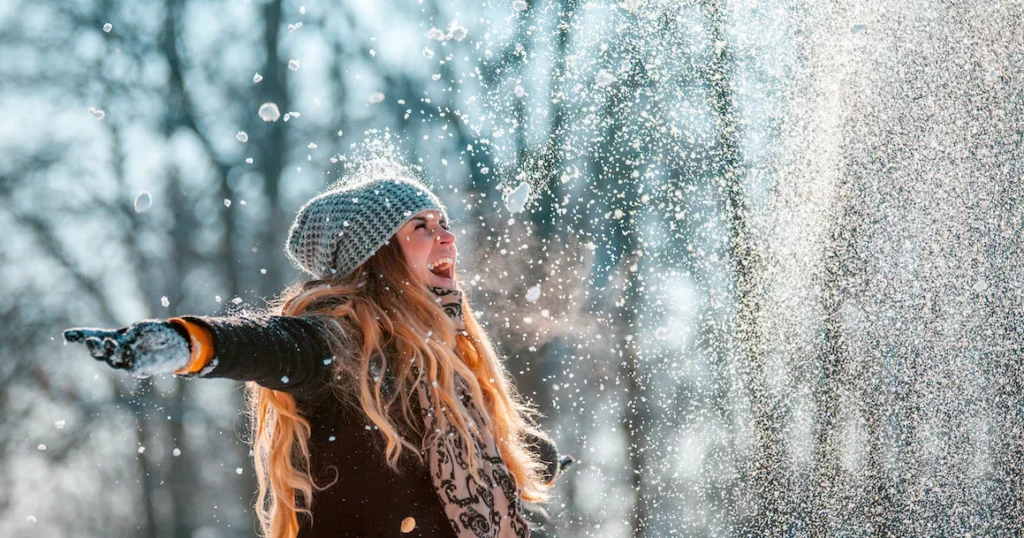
[{"left": 167, "top": 311, "right": 345, "bottom": 404}]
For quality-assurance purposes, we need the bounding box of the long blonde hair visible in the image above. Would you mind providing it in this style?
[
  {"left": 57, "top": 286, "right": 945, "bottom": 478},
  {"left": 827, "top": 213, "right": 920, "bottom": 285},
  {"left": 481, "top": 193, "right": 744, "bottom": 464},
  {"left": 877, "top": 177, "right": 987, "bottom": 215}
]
[{"left": 245, "top": 236, "right": 554, "bottom": 538}]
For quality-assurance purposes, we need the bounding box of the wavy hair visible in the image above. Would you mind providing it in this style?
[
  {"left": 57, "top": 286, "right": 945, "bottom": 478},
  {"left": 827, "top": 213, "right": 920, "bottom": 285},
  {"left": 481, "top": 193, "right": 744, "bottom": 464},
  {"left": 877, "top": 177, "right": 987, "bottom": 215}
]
[{"left": 245, "top": 235, "right": 554, "bottom": 538}]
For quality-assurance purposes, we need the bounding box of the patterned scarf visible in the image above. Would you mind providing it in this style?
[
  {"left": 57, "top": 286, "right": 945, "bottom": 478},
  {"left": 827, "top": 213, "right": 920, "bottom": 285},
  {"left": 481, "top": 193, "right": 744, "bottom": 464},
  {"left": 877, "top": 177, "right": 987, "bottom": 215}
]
[{"left": 415, "top": 284, "right": 530, "bottom": 538}]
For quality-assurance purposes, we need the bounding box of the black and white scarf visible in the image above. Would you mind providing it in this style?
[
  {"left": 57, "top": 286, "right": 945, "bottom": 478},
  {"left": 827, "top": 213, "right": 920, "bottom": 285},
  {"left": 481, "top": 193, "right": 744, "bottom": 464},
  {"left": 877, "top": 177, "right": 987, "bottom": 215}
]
[{"left": 416, "top": 284, "right": 531, "bottom": 538}]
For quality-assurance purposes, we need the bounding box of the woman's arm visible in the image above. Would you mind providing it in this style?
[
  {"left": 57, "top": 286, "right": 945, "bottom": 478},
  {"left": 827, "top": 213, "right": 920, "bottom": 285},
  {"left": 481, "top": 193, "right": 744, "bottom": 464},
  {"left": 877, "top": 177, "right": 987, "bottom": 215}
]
[
  {"left": 64, "top": 312, "right": 346, "bottom": 404},
  {"left": 168, "top": 312, "right": 341, "bottom": 403}
]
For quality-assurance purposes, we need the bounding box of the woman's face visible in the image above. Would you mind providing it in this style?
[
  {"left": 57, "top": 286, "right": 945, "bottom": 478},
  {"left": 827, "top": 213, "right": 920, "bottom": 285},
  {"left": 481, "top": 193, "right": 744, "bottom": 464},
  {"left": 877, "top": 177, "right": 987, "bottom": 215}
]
[{"left": 396, "top": 209, "right": 458, "bottom": 288}]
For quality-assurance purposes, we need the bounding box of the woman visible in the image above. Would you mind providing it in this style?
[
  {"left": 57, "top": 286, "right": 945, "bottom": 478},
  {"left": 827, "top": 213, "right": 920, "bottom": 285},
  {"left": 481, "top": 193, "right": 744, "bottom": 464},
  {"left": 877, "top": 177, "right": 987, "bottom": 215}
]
[{"left": 63, "top": 161, "right": 572, "bottom": 538}]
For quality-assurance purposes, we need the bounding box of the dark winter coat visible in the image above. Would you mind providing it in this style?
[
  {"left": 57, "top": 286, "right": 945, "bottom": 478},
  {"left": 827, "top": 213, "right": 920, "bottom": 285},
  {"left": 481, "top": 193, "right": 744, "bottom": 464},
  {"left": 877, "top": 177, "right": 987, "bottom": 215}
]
[{"left": 169, "top": 313, "right": 563, "bottom": 538}]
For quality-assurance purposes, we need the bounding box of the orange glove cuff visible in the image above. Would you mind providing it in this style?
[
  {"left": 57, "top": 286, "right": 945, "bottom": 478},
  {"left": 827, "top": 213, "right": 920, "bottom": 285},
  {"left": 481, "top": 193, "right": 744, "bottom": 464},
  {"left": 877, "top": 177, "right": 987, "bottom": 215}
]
[{"left": 167, "top": 318, "right": 214, "bottom": 375}]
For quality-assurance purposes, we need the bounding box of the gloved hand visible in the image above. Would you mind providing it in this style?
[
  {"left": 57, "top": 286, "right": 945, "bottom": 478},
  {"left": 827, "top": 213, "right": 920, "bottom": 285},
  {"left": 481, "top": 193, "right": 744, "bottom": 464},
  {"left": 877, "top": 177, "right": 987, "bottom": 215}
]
[
  {"left": 524, "top": 430, "right": 575, "bottom": 484},
  {"left": 63, "top": 320, "right": 192, "bottom": 378}
]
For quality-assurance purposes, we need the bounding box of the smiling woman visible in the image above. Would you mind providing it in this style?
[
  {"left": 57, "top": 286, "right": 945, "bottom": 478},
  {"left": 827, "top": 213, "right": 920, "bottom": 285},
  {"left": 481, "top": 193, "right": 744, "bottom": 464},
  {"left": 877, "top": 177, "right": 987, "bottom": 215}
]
[
  {"left": 62, "top": 158, "right": 573, "bottom": 538},
  {"left": 397, "top": 210, "right": 459, "bottom": 289}
]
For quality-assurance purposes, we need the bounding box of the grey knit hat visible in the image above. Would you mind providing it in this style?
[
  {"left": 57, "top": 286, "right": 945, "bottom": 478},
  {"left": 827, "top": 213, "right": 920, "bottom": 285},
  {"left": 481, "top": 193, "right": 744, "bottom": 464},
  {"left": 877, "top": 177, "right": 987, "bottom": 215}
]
[{"left": 285, "top": 170, "right": 449, "bottom": 280}]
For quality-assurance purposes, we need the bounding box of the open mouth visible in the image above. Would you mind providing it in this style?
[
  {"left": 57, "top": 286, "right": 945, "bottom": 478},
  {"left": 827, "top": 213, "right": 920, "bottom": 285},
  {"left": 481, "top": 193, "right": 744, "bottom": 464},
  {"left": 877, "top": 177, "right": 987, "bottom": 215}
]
[{"left": 427, "top": 257, "right": 455, "bottom": 279}]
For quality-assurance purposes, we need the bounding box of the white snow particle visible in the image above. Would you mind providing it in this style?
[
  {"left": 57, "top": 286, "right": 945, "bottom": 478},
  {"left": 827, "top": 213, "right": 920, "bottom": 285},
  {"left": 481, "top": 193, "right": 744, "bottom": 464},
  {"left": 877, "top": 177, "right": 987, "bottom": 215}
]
[
  {"left": 850, "top": 23, "right": 867, "bottom": 34},
  {"left": 512, "top": 0, "right": 529, "bottom": 12},
  {"left": 328, "top": 435, "right": 336, "bottom": 441},
  {"left": 236, "top": 131, "right": 248, "bottom": 143},
  {"left": 253, "top": 72, "right": 263, "bottom": 84},
  {"left": 281, "top": 376, "right": 290, "bottom": 383},
  {"left": 54, "top": 420, "right": 65, "bottom": 429},
  {"left": 595, "top": 69, "right": 617, "bottom": 88},
  {"left": 172, "top": 448, "right": 181, "bottom": 457},
  {"left": 368, "top": 92, "right": 385, "bottom": 104},
  {"left": 138, "top": 446, "right": 146, "bottom": 454},
  {"left": 235, "top": 467, "right": 244, "bottom": 474},
  {"left": 88, "top": 107, "right": 105, "bottom": 120},
  {"left": 224, "top": 199, "right": 231, "bottom": 208},
  {"left": 526, "top": 284, "right": 541, "bottom": 303},
  {"left": 102, "top": 23, "right": 112, "bottom": 33},
  {"left": 37, "top": 444, "right": 46, "bottom": 451},
  {"left": 447, "top": 22, "right": 468, "bottom": 41},
  {"left": 505, "top": 181, "right": 531, "bottom": 214},
  {"left": 161, "top": 296, "right": 170, "bottom": 308},
  {"left": 198, "top": 358, "right": 219, "bottom": 377},
  {"left": 426, "top": 27, "right": 445, "bottom": 41},
  {"left": 514, "top": 85, "right": 526, "bottom": 98},
  {"left": 258, "top": 102, "right": 282, "bottom": 122},
  {"left": 134, "top": 191, "right": 152, "bottom": 213},
  {"left": 26, "top": 516, "right": 37, "bottom": 524},
  {"left": 288, "top": 59, "right": 300, "bottom": 71},
  {"left": 422, "top": 47, "right": 435, "bottom": 58}
]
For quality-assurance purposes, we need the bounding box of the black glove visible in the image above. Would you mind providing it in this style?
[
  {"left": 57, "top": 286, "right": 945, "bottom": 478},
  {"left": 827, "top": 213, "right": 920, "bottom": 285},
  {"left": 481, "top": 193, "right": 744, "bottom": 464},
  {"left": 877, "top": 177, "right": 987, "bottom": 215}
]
[
  {"left": 525, "top": 430, "right": 576, "bottom": 484},
  {"left": 63, "top": 320, "right": 192, "bottom": 378}
]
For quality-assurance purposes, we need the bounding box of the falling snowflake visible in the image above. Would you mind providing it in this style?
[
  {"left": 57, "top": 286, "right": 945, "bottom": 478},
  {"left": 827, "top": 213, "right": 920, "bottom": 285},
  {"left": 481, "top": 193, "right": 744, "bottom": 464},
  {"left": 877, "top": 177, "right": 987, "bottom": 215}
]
[
  {"left": 505, "top": 181, "right": 530, "bottom": 214},
  {"left": 258, "top": 102, "right": 281, "bottom": 122},
  {"left": 595, "top": 69, "right": 617, "bottom": 88},
  {"left": 134, "top": 191, "right": 152, "bottom": 213}
]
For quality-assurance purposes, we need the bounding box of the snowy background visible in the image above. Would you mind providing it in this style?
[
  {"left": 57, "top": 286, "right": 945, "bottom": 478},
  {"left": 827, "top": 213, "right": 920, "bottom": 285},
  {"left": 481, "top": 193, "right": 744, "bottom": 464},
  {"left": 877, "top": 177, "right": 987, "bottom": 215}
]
[{"left": 2, "top": 0, "right": 1023, "bottom": 536}]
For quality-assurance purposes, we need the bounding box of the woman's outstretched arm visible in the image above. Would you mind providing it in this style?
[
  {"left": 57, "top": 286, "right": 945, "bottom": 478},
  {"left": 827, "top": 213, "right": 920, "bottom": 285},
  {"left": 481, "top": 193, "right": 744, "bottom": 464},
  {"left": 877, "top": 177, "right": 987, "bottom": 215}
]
[
  {"left": 64, "top": 312, "right": 343, "bottom": 403},
  {"left": 168, "top": 313, "right": 340, "bottom": 402}
]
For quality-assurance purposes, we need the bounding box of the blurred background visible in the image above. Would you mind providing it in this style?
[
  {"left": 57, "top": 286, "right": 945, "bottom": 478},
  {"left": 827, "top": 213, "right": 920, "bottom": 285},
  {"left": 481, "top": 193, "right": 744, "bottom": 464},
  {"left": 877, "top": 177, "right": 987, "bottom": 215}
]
[{"left": 2, "top": 0, "right": 1023, "bottom": 536}]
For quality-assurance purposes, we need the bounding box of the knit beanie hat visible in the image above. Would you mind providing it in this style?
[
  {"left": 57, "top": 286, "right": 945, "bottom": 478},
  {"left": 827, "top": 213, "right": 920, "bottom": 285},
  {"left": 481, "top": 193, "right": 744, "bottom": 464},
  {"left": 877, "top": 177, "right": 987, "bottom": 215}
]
[{"left": 285, "top": 163, "right": 449, "bottom": 280}]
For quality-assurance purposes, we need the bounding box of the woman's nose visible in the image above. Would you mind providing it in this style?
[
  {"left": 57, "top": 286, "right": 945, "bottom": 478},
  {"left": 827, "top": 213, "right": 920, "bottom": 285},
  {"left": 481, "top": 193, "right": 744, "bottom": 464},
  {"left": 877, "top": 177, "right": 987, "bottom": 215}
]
[{"left": 436, "top": 228, "right": 455, "bottom": 244}]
